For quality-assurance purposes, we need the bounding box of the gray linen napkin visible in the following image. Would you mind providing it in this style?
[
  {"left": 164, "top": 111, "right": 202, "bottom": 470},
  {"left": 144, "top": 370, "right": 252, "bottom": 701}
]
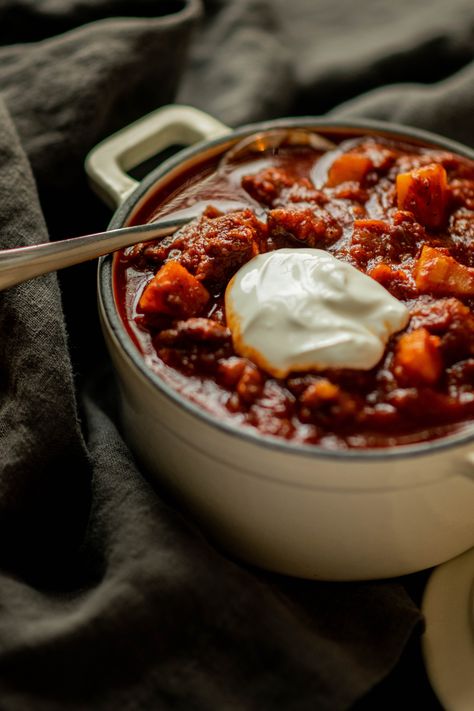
[{"left": 2, "top": 0, "right": 470, "bottom": 708}]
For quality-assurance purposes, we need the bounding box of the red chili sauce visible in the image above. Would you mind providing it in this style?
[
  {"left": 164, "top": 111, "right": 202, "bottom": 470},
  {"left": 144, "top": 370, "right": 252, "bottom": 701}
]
[{"left": 115, "top": 134, "right": 474, "bottom": 449}]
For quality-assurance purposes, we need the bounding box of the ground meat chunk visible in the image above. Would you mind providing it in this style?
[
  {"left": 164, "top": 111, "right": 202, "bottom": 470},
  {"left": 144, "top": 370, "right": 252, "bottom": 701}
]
[
  {"left": 267, "top": 206, "right": 342, "bottom": 248},
  {"left": 137, "top": 210, "right": 264, "bottom": 288},
  {"left": 449, "top": 210, "right": 474, "bottom": 265},
  {"left": 156, "top": 318, "right": 231, "bottom": 346},
  {"left": 450, "top": 178, "right": 474, "bottom": 210},
  {"left": 224, "top": 361, "right": 264, "bottom": 409},
  {"left": 241, "top": 167, "right": 295, "bottom": 206},
  {"left": 155, "top": 322, "right": 233, "bottom": 375},
  {"left": 298, "top": 378, "right": 359, "bottom": 425},
  {"left": 332, "top": 182, "right": 369, "bottom": 203},
  {"left": 363, "top": 142, "right": 398, "bottom": 172},
  {"left": 274, "top": 180, "right": 328, "bottom": 208},
  {"left": 350, "top": 216, "right": 422, "bottom": 268},
  {"left": 242, "top": 167, "right": 327, "bottom": 208},
  {"left": 446, "top": 359, "right": 474, "bottom": 391},
  {"left": 410, "top": 297, "right": 468, "bottom": 332},
  {"left": 410, "top": 297, "right": 474, "bottom": 363},
  {"left": 385, "top": 387, "right": 462, "bottom": 421},
  {"left": 367, "top": 262, "right": 415, "bottom": 299},
  {"left": 217, "top": 356, "right": 248, "bottom": 388},
  {"left": 236, "top": 363, "right": 264, "bottom": 404}
]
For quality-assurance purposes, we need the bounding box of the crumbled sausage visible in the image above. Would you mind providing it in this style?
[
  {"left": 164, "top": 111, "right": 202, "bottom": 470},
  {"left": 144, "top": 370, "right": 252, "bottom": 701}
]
[
  {"left": 268, "top": 206, "right": 342, "bottom": 248},
  {"left": 140, "top": 210, "right": 265, "bottom": 288},
  {"left": 241, "top": 167, "right": 296, "bottom": 206},
  {"left": 156, "top": 318, "right": 231, "bottom": 346},
  {"left": 299, "top": 378, "right": 358, "bottom": 424},
  {"left": 236, "top": 363, "right": 264, "bottom": 405}
]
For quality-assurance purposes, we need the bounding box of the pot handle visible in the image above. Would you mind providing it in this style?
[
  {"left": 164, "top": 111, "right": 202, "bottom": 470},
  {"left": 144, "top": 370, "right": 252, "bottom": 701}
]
[{"left": 85, "top": 105, "right": 231, "bottom": 209}]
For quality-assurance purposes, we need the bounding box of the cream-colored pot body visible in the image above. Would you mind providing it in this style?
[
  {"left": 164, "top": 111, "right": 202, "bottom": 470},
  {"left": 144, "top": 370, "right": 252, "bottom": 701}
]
[{"left": 89, "top": 105, "right": 474, "bottom": 580}]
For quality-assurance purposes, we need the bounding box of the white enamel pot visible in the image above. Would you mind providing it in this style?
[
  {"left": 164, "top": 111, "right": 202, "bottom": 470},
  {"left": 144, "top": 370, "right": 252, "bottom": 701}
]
[{"left": 87, "top": 105, "right": 474, "bottom": 581}]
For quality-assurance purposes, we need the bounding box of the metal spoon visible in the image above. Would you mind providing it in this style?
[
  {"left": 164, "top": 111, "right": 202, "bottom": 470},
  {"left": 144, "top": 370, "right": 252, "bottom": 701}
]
[
  {"left": 0, "top": 129, "right": 337, "bottom": 292},
  {"left": 0, "top": 218, "right": 191, "bottom": 291}
]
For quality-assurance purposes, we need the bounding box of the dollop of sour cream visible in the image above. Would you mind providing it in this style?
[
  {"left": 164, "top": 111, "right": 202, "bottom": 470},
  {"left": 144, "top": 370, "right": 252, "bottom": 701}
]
[{"left": 225, "top": 248, "right": 409, "bottom": 378}]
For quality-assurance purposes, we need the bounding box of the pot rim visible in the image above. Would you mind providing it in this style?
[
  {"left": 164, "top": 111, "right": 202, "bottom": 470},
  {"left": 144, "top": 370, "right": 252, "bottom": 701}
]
[{"left": 98, "top": 115, "right": 474, "bottom": 462}]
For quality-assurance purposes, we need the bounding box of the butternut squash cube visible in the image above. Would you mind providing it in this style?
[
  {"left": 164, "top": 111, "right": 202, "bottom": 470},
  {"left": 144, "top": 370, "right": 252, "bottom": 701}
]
[
  {"left": 414, "top": 245, "right": 474, "bottom": 296},
  {"left": 138, "top": 260, "right": 210, "bottom": 318},
  {"left": 326, "top": 153, "right": 373, "bottom": 187},
  {"left": 394, "top": 328, "right": 442, "bottom": 386},
  {"left": 396, "top": 163, "right": 448, "bottom": 229}
]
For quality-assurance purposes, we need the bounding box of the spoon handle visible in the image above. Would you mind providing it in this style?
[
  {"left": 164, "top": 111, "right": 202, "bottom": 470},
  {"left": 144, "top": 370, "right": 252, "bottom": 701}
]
[{"left": 0, "top": 218, "right": 190, "bottom": 291}]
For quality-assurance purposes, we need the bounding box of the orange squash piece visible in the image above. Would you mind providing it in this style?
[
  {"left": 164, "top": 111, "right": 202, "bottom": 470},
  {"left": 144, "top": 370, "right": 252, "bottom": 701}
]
[
  {"left": 300, "top": 379, "right": 340, "bottom": 407},
  {"left": 396, "top": 163, "right": 448, "bottom": 230},
  {"left": 394, "top": 328, "right": 442, "bottom": 386},
  {"left": 368, "top": 262, "right": 408, "bottom": 288},
  {"left": 138, "top": 260, "right": 210, "bottom": 318},
  {"left": 326, "top": 153, "right": 373, "bottom": 187},
  {"left": 414, "top": 245, "right": 474, "bottom": 296}
]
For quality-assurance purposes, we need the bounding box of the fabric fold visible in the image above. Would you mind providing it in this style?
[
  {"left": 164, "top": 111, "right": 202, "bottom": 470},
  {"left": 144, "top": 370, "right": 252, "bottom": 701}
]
[{"left": 0, "top": 0, "right": 470, "bottom": 708}]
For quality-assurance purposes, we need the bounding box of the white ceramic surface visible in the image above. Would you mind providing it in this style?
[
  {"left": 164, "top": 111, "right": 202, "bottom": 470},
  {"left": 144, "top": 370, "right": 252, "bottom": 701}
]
[
  {"left": 422, "top": 548, "right": 474, "bottom": 711},
  {"left": 90, "top": 105, "right": 474, "bottom": 580}
]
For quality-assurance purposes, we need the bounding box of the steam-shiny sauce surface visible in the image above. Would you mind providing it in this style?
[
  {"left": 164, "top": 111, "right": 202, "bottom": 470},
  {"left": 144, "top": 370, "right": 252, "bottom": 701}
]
[{"left": 114, "top": 134, "right": 474, "bottom": 448}]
